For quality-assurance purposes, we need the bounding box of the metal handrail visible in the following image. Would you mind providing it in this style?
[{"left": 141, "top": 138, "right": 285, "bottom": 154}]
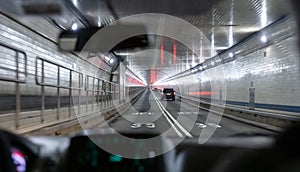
[
  {"left": 0, "top": 42, "right": 27, "bottom": 83},
  {"left": 85, "top": 74, "right": 118, "bottom": 91},
  {"left": 0, "top": 42, "right": 28, "bottom": 129},
  {"left": 35, "top": 57, "right": 83, "bottom": 90},
  {"left": 35, "top": 56, "right": 84, "bottom": 122}
]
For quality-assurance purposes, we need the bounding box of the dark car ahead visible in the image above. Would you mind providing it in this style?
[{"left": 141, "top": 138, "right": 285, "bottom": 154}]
[{"left": 161, "top": 88, "right": 176, "bottom": 101}]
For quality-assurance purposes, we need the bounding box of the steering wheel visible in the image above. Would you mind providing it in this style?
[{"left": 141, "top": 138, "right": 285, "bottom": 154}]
[{"left": 0, "top": 129, "right": 17, "bottom": 172}]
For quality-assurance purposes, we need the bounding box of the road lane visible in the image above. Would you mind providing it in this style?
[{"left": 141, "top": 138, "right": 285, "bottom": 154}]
[
  {"left": 106, "top": 89, "right": 274, "bottom": 140},
  {"left": 151, "top": 92, "right": 193, "bottom": 138},
  {"left": 155, "top": 91, "right": 275, "bottom": 138},
  {"left": 107, "top": 89, "right": 183, "bottom": 138}
]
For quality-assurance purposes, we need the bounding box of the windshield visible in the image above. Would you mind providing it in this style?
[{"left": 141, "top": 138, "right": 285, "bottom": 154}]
[{"left": 0, "top": 0, "right": 299, "bottom": 169}]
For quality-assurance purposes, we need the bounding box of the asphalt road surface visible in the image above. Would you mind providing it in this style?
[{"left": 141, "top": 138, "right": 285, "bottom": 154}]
[{"left": 105, "top": 89, "right": 274, "bottom": 140}]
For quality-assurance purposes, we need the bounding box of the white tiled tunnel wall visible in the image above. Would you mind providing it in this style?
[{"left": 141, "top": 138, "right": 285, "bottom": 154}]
[
  {"left": 0, "top": 13, "right": 118, "bottom": 129},
  {"left": 178, "top": 17, "right": 300, "bottom": 112},
  {"left": 221, "top": 18, "right": 300, "bottom": 107},
  {"left": 0, "top": 14, "right": 111, "bottom": 96}
]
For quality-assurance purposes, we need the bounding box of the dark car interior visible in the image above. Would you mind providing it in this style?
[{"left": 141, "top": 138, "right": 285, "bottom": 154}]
[{"left": 0, "top": 0, "right": 299, "bottom": 172}]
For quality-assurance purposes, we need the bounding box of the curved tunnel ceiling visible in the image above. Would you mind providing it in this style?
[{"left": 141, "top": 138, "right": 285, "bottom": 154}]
[
  {"left": 66, "top": 0, "right": 290, "bottom": 84},
  {"left": 0, "top": 0, "right": 290, "bottom": 84}
]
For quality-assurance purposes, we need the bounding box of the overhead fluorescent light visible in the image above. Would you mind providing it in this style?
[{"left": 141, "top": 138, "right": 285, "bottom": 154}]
[
  {"left": 104, "top": 56, "right": 111, "bottom": 61},
  {"left": 114, "top": 52, "right": 133, "bottom": 56},
  {"left": 72, "top": 0, "right": 78, "bottom": 6},
  {"left": 71, "top": 23, "right": 78, "bottom": 31},
  {"left": 109, "top": 58, "right": 115, "bottom": 64},
  {"left": 236, "top": 27, "right": 260, "bottom": 33},
  {"left": 114, "top": 52, "right": 131, "bottom": 56},
  {"left": 261, "top": 35, "right": 267, "bottom": 43},
  {"left": 214, "top": 47, "right": 229, "bottom": 50}
]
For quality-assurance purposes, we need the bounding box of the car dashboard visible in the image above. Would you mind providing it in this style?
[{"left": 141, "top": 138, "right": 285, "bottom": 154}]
[{"left": 3, "top": 127, "right": 300, "bottom": 172}]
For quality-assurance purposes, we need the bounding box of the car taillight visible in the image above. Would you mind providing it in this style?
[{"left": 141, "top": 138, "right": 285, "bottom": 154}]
[{"left": 174, "top": 92, "right": 176, "bottom": 95}]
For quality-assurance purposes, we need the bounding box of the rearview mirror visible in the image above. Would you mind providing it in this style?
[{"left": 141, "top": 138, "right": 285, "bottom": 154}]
[{"left": 58, "top": 24, "right": 149, "bottom": 53}]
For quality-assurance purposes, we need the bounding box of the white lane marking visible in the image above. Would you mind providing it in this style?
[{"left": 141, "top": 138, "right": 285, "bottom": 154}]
[
  {"left": 195, "top": 123, "right": 221, "bottom": 129},
  {"left": 152, "top": 92, "right": 193, "bottom": 138},
  {"left": 133, "top": 112, "right": 154, "bottom": 115},
  {"left": 131, "top": 123, "right": 142, "bottom": 128},
  {"left": 195, "top": 123, "right": 207, "bottom": 128},
  {"left": 207, "top": 123, "right": 222, "bottom": 128},
  {"left": 146, "top": 123, "right": 155, "bottom": 129},
  {"left": 155, "top": 98, "right": 184, "bottom": 138},
  {"left": 177, "top": 112, "right": 199, "bottom": 115},
  {"left": 162, "top": 107, "right": 193, "bottom": 138},
  {"left": 131, "top": 123, "right": 156, "bottom": 129}
]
